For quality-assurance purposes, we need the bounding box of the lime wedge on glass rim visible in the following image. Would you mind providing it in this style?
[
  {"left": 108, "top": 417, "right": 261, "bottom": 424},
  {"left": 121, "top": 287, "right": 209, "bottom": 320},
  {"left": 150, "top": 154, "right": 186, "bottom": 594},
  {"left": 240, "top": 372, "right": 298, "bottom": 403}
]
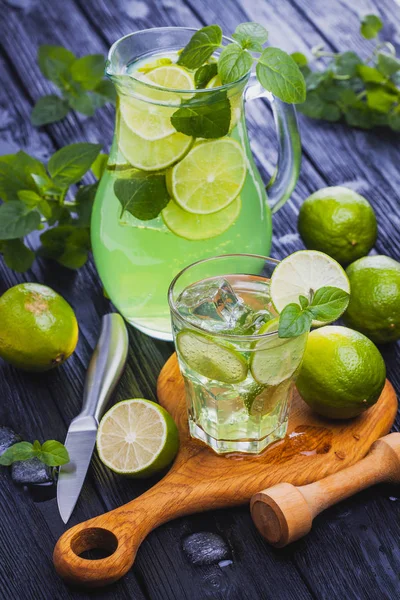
[
  {"left": 167, "top": 138, "right": 246, "bottom": 214},
  {"left": 97, "top": 399, "right": 179, "bottom": 477},
  {"left": 120, "top": 65, "right": 194, "bottom": 141},
  {"left": 270, "top": 250, "right": 350, "bottom": 326},
  {"left": 162, "top": 196, "right": 241, "bottom": 240},
  {"left": 250, "top": 318, "right": 308, "bottom": 386},
  {"left": 176, "top": 330, "right": 248, "bottom": 384}
]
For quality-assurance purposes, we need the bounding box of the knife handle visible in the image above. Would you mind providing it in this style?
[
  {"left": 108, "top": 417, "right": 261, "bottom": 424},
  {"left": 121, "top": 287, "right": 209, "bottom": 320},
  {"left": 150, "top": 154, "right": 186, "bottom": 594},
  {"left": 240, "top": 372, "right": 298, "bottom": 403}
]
[{"left": 80, "top": 313, "right": 128, "bottom": 422}]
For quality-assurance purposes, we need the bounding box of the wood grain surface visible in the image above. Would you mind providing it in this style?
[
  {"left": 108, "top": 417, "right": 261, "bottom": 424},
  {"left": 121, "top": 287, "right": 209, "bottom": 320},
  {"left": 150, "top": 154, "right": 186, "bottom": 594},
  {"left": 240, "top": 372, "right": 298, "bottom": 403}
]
[
  {"left": 53, "top": 354, "right": 397, "bottom": 587},
  {"left": 1, "top": 0, "right": 400, "bottom": 599}
]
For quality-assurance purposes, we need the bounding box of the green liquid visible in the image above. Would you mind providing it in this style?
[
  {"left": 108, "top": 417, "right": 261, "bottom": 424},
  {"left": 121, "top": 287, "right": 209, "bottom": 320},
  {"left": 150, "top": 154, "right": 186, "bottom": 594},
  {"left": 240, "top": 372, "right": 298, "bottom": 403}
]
[{"left": 91, "top": 59, "right": 272, "bottom": 340}]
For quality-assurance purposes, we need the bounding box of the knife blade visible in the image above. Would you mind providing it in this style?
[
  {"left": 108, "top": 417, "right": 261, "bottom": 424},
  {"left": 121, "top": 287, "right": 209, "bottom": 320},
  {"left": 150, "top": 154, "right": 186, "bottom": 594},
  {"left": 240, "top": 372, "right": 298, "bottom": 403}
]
[{"left": 57, "top": 313, "right": 128, "bottom": 524}]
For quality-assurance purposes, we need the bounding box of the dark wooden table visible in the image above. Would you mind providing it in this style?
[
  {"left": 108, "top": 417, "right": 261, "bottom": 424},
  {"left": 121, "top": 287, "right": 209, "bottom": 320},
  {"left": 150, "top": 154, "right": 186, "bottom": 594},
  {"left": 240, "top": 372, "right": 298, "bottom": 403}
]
[{"left": 1, "top": 0, "right": 400, "bottom": 598}]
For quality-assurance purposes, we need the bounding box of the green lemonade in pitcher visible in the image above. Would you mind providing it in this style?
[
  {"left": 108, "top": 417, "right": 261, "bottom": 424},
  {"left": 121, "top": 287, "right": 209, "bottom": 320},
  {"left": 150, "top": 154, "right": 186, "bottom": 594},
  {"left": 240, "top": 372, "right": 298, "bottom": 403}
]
[{"left": 92, "top": 28, "right": 301, "bottom": 340}]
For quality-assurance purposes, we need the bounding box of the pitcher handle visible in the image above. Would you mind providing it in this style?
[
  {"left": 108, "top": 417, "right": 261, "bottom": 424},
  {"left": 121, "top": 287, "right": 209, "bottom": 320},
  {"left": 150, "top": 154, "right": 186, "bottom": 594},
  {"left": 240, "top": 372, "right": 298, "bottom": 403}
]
[{"left": 245, "top": 74, "right": 302, "bottom": 214}]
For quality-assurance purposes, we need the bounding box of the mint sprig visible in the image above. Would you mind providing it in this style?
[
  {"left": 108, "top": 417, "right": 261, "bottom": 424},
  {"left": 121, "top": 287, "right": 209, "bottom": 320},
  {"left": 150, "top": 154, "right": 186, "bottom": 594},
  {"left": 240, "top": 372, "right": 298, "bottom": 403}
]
[
  {"left": 31, "top": 45, "right": 116, "bottom": 126},
  {"left": 278, "top": 286, "right": 350, "bottom": 338},
  {"left": 296, "top": 14, "right": 400, "bottom": 131},
  {"left": 0, "top": 440, "right": 69, "bottom": 467},
  {"left": 177, "top": 25, "right": 223, "bottom": 70},
  {"left": 0, "top": 144, "right": 105, "bottom": 272}
]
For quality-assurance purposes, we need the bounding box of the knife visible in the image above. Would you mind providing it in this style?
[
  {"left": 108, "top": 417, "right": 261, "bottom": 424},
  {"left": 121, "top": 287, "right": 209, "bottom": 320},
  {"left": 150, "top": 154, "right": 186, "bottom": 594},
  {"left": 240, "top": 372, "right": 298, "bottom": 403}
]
[{"left": 57, "top": 313, "right": 129, "bottom": 524}]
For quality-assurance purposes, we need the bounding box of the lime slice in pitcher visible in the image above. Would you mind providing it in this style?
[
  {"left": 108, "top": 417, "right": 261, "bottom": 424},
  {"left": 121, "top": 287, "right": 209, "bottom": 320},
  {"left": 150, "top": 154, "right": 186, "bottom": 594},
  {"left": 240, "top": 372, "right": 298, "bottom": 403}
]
[
  {"left": 250, "top": 320, "right": 307, "bottom": 385},
  {"left": 176, "top": 330, "right": 248, "bottom": 384},
  {"left": 168, "top": 138, "right": 246, "bottom": 214},
  {"left": 121, "top": 66, "right": 195, "bottom": 141},
  {"left": 119, "top": 119, "right": 193, "bottom": 171},
  {"left": 162, "top": 196, "right": 241, "bottom": 240}
]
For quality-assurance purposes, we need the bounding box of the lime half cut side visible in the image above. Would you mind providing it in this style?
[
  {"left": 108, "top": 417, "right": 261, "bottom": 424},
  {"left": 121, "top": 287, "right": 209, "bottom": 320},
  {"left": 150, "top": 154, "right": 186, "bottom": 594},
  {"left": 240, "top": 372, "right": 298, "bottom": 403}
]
[
  {"left": 97, "top": 399, "right": 179, "bottom": 478},
  {"left": 270, "top": 250, "right": 350, "bottom": 326},
  {"left": 250, "top": 319, "right": 307, "bottom": 386},
  {"left": 162, "top": 196, "right": 241, "bottom": 240},
  {"left": 119, "top": 118, "right": 193, "bottom": 171},
  {"left": 176, "top": 330, "right": 248, "bottom": 384},
  {"left": 168, "top": 138, "right": 246, "bottom": 215}
]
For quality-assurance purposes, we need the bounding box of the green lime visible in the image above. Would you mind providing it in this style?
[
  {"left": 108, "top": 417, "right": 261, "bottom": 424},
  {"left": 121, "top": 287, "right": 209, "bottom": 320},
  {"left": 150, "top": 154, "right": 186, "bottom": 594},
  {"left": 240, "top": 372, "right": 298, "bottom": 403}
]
[
  {"left": 298, "top": 186, "right": 377, "bottom": 266},
  {"left": 244, "top": 379, "right": 292, "bottom": 416},
  {"left": 162, "top": 196, "right": 241, "bottom": 240},
  {"left": 119, "top": 118, "right": 193, "bottom": 171},
  {"left": 167, "top": 138, "right": 246, "bottom": 214},
  {"left": 176, "top": 330, "right": 248, "bottom": 384},
  {"left": 296, "top": 326, "right": 386, "bottom": 419},
  {"left": 250, "top": 319, "right": 307, "bottom": 385},
  {"left": 270, "top": 250, "right": 350, "bottom": 326},
  {"left": 97, "top": 399, "right": 179, "bottom": 477},
  {"left": 343, "top": 255, "right": 400, "bottom": 343},
  {"left": 120, "top": 65, "right": 194, "bottom": 141},
  {"left": 0, "top": 283, "right": 78, "bottom": 372}
]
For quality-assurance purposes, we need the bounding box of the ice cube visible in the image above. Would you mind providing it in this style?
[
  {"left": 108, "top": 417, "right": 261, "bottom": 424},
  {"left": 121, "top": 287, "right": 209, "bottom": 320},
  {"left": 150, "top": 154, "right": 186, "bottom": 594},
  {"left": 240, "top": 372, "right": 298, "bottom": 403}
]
[
  {"left": 0, "top": 426, "right": 22, "bottom": 456},
  {"left": 11, "top": 458, "right": 53, "bottom": 485},
  {"left": 177, "top": 278, "right": 252, "bottom": 331},
  {"left": 182, "top": 532, "right": 232, "bottom": 565}
]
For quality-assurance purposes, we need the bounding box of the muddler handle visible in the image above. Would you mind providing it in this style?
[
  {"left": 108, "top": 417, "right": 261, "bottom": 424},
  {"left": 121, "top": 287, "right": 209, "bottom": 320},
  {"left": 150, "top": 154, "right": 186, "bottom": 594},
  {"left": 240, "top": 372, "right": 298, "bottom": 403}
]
[{"left": 250, "top": 432, "right": 400, "bottom": 548}]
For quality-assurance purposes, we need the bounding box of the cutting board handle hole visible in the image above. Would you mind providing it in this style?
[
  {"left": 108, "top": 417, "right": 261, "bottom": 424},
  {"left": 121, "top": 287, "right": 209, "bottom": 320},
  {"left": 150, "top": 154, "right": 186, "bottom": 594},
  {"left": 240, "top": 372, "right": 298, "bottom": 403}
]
[{"left": 71, "top": 527, "right": 118, "bottom": 561}]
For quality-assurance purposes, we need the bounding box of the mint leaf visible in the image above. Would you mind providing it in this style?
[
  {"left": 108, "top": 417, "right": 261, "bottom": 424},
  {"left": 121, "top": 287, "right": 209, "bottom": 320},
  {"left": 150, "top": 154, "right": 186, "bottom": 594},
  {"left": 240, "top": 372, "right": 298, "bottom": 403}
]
[
  {"left": 357, "top": 64, "right": 386, "bottom": 83},
  {"left": 177, "top": 25, "right": 222, "bottom": 69},
  {"left": 307, "top": 286, "right": 350, "bottom": 321},
  {"left": 218, "top": 44, "right": 253, "bottom": 84},
  {"left": 38, "top": 45, "right": 75, "bottom": 83},
  {"left": 39, "top": 225, "right": 91, "bottom": 269},
  {"left": 2, "top": 239, "right": 35, "bottom": 272},
  {"left": 389, "top": 110, "right": 400, "bottom": 131},
  {"left": 0, "top": 442, "right": 34, "bottom": 466},
  {"left": 36, "top": 440, "right": 70, "bottom": 466},
  {"left": 0, "top": 202, "right": 41, "bottom": 240},
  {"left": 0, "top": 156, "right": 38, "bottom": 201},
  {"left": 32, "top": 440, "right": 42, "bottom": 452},
  {"left": 91, "top": 153, "right": 108, "bottom": 179},
  {"left": 68, "top": 92, "right": 96, "bottom": 116},
  {"left": 232, "top": 22, "right": 268, "bottom": 52},
  {"left": 194, "top": 63, "right": 218, "bottom": 88},
  {"left": 17, "top": 190, "right": 42, "bottom": 207},
  {"left": 31, "top": 95, "right": 69, "bottom": 126},
  {"left": 334, "top": 52, "right": 362, "bottom": 77},
  {"left": 360, "top": 14, "right": 383, "bottom": 39},
  {"left": 256, "top": 47, "right": 306, "bottom": 103},
  {"left": 298, "top": 90, "right": 341, "bottom": 121},
  {"left": 291, "top": 52, "right": 308, "bottom": 67},
  {"left": 171, "top": 91, "right": 231, "bottom": 138},
  {"left": 299, "top": 295, "right": 309, "bottom": 310},
  {"left": 70, "top": 54, "right": 105, "bottom": 90},
  {"left": 114, "top": 171, "right": 169, "bottom": 221},
  {"left": 48, "top": 142, "right": 102, "bottom": 188},
  {"left": 377, "top": 52, "right": 400, "bottom": 77},
  {"left": 74, "top": 182, "right": 98, "bottom": 227},
  {"left": 366, "top": 84, "right": 398, "bottom": 113},
  {"left": 278, "top": 304, "right": 312, "bottom": 338},
  {"left": 91, "top": 79, "right": 116, "bottom": 105}
]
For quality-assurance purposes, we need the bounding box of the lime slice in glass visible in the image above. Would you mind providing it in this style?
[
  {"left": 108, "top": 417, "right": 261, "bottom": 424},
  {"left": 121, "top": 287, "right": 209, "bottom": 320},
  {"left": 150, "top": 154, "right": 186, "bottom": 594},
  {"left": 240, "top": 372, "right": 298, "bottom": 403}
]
[
  {"left": 176, "top": 330, "right": 248, "bottom": 384},
  {"left": 120, "top": 66, "right": 194, "bottom": 141},
  {"left": 97, "top": 399, "right": 179, "bottom": 477},
  {"left": 244, "top": 379, "right": 292, "bottom": 416},
  {"left": 270, "top": 250, "right": 350, "bottom": 326},
  {"left": 250, "top": 319, "right": 307, "bottom": 385},
  {"left": 168, "top": 138, "right": 246, "bottom": 214},
  {"left": 119, "top": 118, "right": 193, "bottom": 171},
  {"left": 162, "top": 196, "right": 241, "bottom": 240}
]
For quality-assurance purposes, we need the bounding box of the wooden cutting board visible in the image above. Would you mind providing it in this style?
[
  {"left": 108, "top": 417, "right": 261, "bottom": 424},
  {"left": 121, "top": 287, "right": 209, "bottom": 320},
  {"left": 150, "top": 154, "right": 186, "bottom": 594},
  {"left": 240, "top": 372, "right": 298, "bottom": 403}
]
[{"left": 53, "top": 353, "right": 397, "bottom": 588}]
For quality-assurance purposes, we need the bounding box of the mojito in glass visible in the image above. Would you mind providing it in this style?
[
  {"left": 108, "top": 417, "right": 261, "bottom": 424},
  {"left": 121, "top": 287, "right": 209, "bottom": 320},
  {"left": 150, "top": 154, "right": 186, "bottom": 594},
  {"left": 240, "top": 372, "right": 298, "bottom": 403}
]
[{"left": 169, "top": 255, "right": 308, "bottom": 454}]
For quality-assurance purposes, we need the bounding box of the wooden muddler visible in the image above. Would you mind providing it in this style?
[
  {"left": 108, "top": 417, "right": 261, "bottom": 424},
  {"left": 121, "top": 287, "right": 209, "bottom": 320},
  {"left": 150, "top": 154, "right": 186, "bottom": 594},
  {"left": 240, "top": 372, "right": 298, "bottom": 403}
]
[{"left": 250, "top": 432, "right": 400, "bottom": 548}]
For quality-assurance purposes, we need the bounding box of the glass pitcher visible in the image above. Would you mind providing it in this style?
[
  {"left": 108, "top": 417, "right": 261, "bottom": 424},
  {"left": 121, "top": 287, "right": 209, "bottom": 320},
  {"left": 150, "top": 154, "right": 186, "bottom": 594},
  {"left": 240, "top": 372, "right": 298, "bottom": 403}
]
[{"left": 91, "top": 27, "right": 301, "bottom": 341}]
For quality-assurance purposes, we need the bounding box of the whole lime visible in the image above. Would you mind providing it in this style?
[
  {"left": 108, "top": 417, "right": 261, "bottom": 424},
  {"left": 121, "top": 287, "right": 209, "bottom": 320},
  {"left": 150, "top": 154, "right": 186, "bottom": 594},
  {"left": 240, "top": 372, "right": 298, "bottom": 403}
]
[
  {"left": 296, "top": 326, "right": 386, "bottom": 419},
  {"left": 298, "top": 186, "right": 377, "bottom": 266},
  {"left": 0, "top": 283, "right": 78, "bottom": 372},
  {"left": 343, "top": 255, "right": 400, "bottom": 343}
]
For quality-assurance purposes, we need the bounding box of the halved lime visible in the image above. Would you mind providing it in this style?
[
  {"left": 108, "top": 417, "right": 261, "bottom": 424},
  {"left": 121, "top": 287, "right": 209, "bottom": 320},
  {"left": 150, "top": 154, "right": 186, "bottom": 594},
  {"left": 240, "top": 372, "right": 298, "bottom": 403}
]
[
  {"left": 96, "top": 399, "right": 179, "bottom": 478},
  {"left": 168, "top": 138, "right": 246, "bottom": 215},
  {"left": 176, "top": 330, "right": 248, "bottom": 383},
  {"left": 120, "top": 65, "right": 194, "bottom": 141},
  {"left": 270, "top": 250, "right": 350, "bottom": 325},
  {"left": 250, "top": 319, "right": 307, "bottom": 385},
  {"left": 119, "top": 118, "right": 193, "bottom": 171},
  {"left": 162, "top": 196, "right": 241, "bottom": 240}
]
